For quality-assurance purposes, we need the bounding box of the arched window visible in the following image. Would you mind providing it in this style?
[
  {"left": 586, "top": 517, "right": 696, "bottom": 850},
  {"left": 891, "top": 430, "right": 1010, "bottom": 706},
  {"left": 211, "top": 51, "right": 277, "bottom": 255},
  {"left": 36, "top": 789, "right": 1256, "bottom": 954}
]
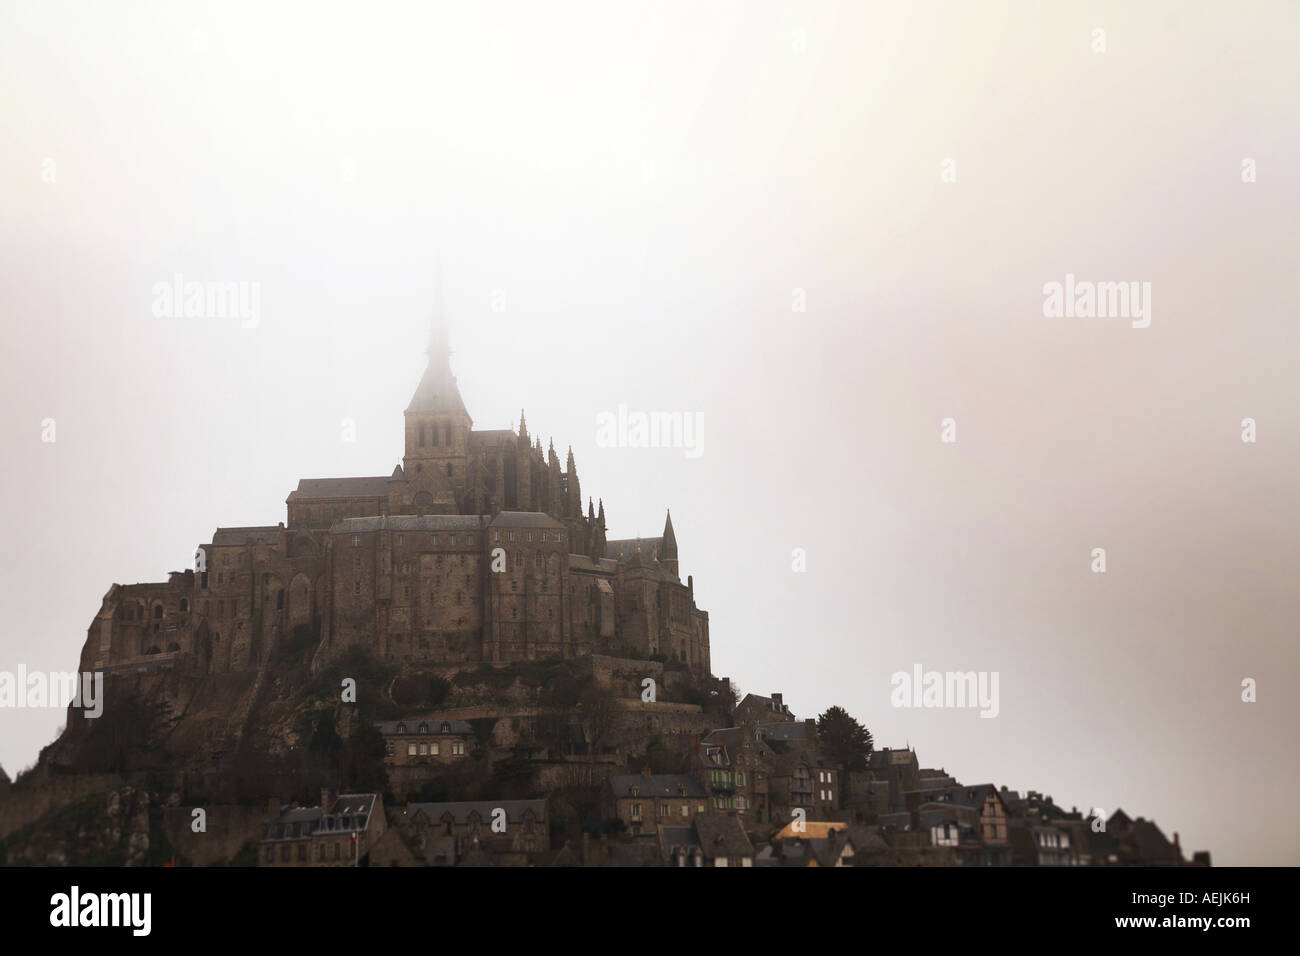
[
  {"left": 179, "top": 598, "right": 188, "bottom": 613},
  {"left": 276, "top": 590, "right": 284, "bottom": 610},
  {"left": 153, "top": 605, "right": 164, "bottom": 619}
]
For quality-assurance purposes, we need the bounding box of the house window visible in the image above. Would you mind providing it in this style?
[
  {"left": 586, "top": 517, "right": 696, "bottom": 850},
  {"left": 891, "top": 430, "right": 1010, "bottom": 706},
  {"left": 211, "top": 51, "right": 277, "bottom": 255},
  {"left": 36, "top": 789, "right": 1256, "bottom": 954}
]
[
  {"left": 452, "top": 741, "right": 465, "bottom": 755},
  {"left": 431, "top": 742, "right": 440, "bottom": 756},
  {"left": 418, "top": 743, "right": 429, "bottom": 755},
  {"left": 397, "top": 535, "right": 404, "bottom": 546},
  {"left": 407, "top": 743, "right": 417, "bottom": 756},
  {"left": 352, "top": 535, "right": 361, "bottom": 547},
  {"left": 631, "top": 804, "right": 642, "bottom": 821}
]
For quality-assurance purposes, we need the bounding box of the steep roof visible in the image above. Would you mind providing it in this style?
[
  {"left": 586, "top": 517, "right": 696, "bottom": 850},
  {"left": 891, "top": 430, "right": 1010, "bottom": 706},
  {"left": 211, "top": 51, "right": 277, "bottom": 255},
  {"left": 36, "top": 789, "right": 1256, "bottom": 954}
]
[
  {"left": 608, "top": 774, "right": 707, "bottom": 799},
  {"left": 693, "top": 816, "right": 754, "bottom": 859},
  {"left": 406, "top": 799, "right": 545, "bottom": 824},
  {"left": 406, "top": 344, "right": 470, "bottom": 419},
  {"left": 375, "top": 718, "right": 473, "bottom": 736}
]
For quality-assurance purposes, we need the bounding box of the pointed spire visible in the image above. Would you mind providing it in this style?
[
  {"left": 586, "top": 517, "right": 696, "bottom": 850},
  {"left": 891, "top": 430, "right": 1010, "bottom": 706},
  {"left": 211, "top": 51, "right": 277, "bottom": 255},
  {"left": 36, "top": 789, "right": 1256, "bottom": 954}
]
[
  {"left": 597, "top": 499, "right": 605, "bottom": 526},
  {"left": 519, "top": 409, "right": 528, "bottom": 439},
  {"left": 407, "top": 265, "right": 467, "bottom": 419},
  {"left": 428, "top": 251, "right": 447, "bottom": 358},
  {"left": 588, "top": 497, "right": 595, "bottom": 520},
  {"left": 660, "top": 508, "right": 679, "bottom": 577}
]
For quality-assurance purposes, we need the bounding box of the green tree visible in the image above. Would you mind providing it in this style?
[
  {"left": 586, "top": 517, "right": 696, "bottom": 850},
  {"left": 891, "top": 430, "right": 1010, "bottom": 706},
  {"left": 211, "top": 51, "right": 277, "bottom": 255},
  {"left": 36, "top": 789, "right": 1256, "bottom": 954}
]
[{"left": 816, "top": 706, "right": 873, "bottom": 772}]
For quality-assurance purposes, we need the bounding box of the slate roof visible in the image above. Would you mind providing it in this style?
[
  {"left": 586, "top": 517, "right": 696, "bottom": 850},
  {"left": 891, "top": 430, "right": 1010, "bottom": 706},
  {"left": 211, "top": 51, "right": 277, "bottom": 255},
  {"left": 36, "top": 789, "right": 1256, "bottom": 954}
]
[
  {"left": 758, "top": 722, "right": 811, "bottom": 743},
  {"left": 489, "top": 511, "right": 566, "bottom": 529},
  {"left": 376, "top": 718, "right": 473, "bottom": 736},
  {"left": 469, "top": 429, "right": 516, "bottom": 445},
  {"left": 211, "top": 526, "right": 280, "bottom": 547},
  {"left": 915, "top": 783, "right": 1002, "bottom": 810},
  {"left": 693, "top": 816, "right": 754, "bottom": 860},
  {"left": 291, "top": 476, "right": 393, "bottom": 499},
  {"left": 333, "top": 515, "right": 485, "bottom": 533},
  {"left": 568, "top": 555, "right": 619, "bottom": 573},
  {"left": 264, "top": 792, "right": 378, "bottom": 840},
  {"left": 738, "top": 693, "right": 792, "bottom": 717},
  {"left": 406, "top": 355, "right": 470, "bottom": 417},
  {"left": 608, "top": 774, "right": 707, "bottom": 799},
  {"left": 406, "top": 799, "right": 546, "bottom": 825},
  {"left": 606, "top": 538, "right": 661, "bottom": 561}
]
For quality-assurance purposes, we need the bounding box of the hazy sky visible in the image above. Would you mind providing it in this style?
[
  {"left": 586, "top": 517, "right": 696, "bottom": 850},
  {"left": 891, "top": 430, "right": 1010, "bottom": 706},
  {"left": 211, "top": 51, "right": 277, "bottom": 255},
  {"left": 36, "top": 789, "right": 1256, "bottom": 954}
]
[{"left": 1, "top": 1, "right": 1297, "bottom": 864}]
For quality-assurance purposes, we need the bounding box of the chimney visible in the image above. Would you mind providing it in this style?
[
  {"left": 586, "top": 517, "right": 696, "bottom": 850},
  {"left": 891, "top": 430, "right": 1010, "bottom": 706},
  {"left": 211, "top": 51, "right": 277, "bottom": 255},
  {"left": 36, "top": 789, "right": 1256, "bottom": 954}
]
[
  {"left": 804, "top": 718, "right": 816, "bottom": 742},
  {"left": 640, "top": 764, "right": 652, "bottom": 780},
  {"left": 772, "top": 693, "right": 783, "bottom": 709},
  {"left": 1173, "top": 832, "right": 1181, "bottom": 850},
  {"left": 321, "top": 787, "right": 337, "bottom": 812}
]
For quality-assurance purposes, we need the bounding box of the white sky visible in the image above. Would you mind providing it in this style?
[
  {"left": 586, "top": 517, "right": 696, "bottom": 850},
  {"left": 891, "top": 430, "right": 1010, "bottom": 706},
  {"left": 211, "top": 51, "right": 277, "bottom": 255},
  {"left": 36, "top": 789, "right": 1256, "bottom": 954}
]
[{"left": 1, "top": 0, "right": 1297, "bottom": 864}]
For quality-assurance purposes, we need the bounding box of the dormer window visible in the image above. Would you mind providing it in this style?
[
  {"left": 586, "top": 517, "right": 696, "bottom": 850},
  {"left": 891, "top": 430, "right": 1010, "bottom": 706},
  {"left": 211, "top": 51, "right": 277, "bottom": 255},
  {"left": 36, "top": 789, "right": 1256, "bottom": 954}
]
[
  {"left": 418, "top": 722, "right": 428, "bottom": 734},
  {"left": 396, "top": 723, "right": 406, "bottom": 734},
  {"left": 441, "top": 722, "right": 451, "bottom": 733},
  {"left": 630, "top": 786, "right": 640, "bottom": 797}
]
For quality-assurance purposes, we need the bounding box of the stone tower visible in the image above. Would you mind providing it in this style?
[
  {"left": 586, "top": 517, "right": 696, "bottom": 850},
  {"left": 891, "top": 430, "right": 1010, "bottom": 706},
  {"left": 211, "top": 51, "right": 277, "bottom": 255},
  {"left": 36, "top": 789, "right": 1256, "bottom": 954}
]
[{"left": 402, "top": 296, "right": 471, "bottom": 514}]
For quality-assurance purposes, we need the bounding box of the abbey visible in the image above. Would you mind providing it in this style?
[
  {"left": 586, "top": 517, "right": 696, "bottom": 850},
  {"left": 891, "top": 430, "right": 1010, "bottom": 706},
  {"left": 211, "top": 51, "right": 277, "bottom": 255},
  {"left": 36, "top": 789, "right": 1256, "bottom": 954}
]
[{"left": 81, "top": 316, "right": 709, "bottom": 676}]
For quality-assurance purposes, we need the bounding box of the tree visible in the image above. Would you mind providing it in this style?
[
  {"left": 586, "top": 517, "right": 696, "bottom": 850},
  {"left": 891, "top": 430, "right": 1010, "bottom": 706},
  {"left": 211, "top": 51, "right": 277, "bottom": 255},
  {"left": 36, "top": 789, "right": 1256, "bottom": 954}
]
[
  {"left": 308, "top": 712, "right": 343, "bottom": 755},
  {"left": 816, "top": 706, "right": 873, "bottom": 772}
]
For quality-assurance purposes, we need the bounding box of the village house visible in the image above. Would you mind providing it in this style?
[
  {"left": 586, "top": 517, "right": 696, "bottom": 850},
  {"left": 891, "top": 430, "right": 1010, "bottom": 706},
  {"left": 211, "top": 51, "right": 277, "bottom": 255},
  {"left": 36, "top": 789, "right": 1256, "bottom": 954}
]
[
  {"left": 376, "top": 718, "right": 473, "bottom": 765},
  {"left": 259, "top": 789, "right": 386, "bottom": 867}
]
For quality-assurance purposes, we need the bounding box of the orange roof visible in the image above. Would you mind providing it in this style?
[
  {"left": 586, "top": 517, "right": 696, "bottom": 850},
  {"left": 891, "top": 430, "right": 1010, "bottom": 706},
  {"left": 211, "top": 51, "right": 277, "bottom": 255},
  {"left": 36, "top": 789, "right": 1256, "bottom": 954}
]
[{"left": 774, "top": 821, "right": 844, "bottom": 840}]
